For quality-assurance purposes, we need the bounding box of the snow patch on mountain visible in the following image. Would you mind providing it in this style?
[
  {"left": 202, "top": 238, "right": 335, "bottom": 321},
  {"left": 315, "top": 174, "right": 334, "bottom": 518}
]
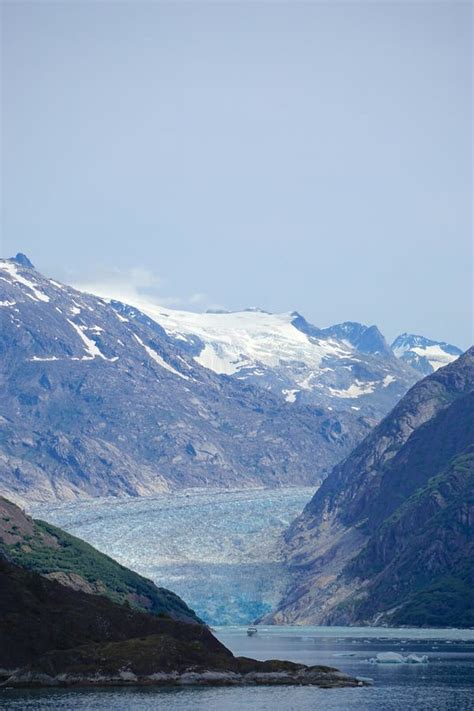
[
  {"left": 328, "top": 380, "right": 377, "bottom": 399},
  {"left": 0, "top": 262, "right": 49, "bottom": 303},
  {"left": 73, "top": 287, "right": 423, "bottom": 415},
  {"left": 133, "top": 334, "right": 189, "bottom": 380},
  {"left": 68, "top": 319, "right": 110, "bottom": 360}
]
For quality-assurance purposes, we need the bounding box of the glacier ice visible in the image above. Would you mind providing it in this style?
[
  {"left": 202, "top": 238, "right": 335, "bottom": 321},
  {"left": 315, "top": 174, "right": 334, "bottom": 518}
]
[{"left": 30, "top": 487, "right": 314, "bottom": 625}]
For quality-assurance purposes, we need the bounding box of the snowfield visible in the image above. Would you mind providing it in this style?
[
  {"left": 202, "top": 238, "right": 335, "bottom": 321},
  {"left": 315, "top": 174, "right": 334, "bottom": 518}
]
[
  {"left": 115, "top": 302, "right": 351, "bottom": 378},
  {"left": 30, "top": 487, "right": 315, "bottom": 625}
]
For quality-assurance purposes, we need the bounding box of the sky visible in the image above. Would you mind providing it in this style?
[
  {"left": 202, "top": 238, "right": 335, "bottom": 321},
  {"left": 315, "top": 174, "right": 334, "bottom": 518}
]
[{"left": 1, "top": 1, "right": 472, "bottom": 349}]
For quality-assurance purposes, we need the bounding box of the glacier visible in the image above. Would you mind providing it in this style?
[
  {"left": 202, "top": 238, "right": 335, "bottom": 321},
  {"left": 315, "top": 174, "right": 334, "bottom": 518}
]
[{"left": 30, "top": 487, "right": 314, "bottom": 625}]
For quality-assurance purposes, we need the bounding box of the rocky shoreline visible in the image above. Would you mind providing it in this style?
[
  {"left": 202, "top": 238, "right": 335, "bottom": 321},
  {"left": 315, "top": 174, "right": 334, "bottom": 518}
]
[{"left": 2, "top": 664, "right": 366, "bottom": 689}]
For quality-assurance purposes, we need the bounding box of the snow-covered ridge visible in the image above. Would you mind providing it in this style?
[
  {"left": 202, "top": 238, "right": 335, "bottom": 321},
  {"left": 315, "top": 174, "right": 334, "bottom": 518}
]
[
  {"left": 391, "top": 333, "right": 462, "bottom": 374},
  {"left": 103, "top": 297, "right": 419, "bottom": 408},
  {"left": 1, "top": 253, "right": 460, "bottom": 415},
  {"left": 128, "top": 302, "right": 351, "bottom": 377}
]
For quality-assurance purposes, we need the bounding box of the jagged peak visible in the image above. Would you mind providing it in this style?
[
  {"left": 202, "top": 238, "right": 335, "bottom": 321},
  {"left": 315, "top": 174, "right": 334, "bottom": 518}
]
[
  {"left": 392, "top": 332, "right": 463, "bottom": 356},
  {"left": 11, "top": 253, "right": 35, "bottom": 269},
  {"left": 321, "top": 321, "right": 392, "bottom": 357}
]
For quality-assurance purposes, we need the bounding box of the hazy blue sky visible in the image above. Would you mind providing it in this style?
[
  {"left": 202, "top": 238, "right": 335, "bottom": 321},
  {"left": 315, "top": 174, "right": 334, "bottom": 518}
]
[{"left": 2, "top": 1, "right": 472, "bottom": 348}]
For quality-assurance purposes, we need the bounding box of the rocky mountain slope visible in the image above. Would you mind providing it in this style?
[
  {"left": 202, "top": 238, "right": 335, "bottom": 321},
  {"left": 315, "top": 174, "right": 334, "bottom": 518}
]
[
  {"left": 0, "top": 254, "right": 461, "bottom": 503},
  {"left": 0, "top": 554, "right": 360, "bottom": 688},
  {"left": 0, "top": 254, "right": 375, "bottom": 503},
  {"left": 392, "top": 333, "right": 462, "bottom": 375},
  {"left": 265, "top": 348, "right": 474, "bottom": 627},
  {"left": 0, "top": 496, "right": 200, "bottom": 623}
]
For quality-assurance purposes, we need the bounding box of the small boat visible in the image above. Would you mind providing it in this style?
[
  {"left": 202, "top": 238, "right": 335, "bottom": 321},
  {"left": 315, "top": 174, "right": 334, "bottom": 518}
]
[{"left": 247, "top": 626, "right": 258, "bottom": 637}]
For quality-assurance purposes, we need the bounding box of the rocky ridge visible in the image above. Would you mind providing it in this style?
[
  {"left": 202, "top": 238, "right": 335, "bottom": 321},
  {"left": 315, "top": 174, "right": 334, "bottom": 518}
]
[{"left": 264, "top": 348, "right": 474, "bottom": 626}]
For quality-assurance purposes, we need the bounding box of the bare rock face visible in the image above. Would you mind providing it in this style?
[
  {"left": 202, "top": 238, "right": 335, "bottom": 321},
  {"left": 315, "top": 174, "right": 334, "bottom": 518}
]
[{"left": 265, "top": 349, "right": 474, "bottom": 627}]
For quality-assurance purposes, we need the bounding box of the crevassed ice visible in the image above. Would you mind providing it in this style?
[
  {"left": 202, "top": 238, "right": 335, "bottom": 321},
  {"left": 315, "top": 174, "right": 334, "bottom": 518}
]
[{"left": 31, "top": 487, "right": 315, "bottom": 626}]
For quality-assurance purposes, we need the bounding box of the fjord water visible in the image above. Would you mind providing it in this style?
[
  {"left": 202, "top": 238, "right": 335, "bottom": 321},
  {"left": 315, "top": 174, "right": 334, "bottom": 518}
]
[{"left": 1, "top": 627, "right": 473, "bottom": 710}]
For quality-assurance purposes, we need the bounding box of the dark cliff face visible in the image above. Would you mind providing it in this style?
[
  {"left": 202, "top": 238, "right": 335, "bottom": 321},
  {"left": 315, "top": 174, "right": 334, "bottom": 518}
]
[
  {"left": 266, "top": 349, "right": 474, "bottom": 626},
  {"left": 339, "top": 447, "right": 474, "bottom": 627},
  {"left": 0, "top": 555, "right": 229, "bottom": 671},
  {"left": 0, "top": 257, "right": 373, "bottom": 502}
]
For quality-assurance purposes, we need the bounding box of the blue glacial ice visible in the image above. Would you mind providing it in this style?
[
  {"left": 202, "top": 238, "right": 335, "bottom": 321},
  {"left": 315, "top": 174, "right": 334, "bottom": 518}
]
[{"left": 30, "top": 487, "right": 315, "bottom": 625}]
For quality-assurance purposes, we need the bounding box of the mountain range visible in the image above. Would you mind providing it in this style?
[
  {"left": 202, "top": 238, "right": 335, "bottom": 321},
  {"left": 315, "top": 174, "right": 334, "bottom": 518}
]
[
  {"left": 0, "top": 253, "right": 462, "bottom": 504},
  {"left": 264, "top": 347, "right": 474, "bottom": 627}
]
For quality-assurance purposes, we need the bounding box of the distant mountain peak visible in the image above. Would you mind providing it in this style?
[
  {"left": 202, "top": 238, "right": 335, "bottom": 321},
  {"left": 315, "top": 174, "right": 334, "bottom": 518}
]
[
  {"left": 320, "top": 321, "right": 393, "bottom": 358},
  {"left": 11, "top": 253, "right": 35, "bottom": 269},
  {"left": 392, "top": 332, "right": 462, "bottom": 375}
]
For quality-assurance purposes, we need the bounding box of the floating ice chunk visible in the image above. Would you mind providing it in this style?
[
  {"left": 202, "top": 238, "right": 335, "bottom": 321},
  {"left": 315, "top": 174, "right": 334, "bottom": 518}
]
[
  {"left": 370, "top": 652, "right": 428, "bottom": 664},
  {"left": 405, "top": 654, "right": 428, "bottom": 664},
  {"left": 370, "top": 652, "right": 404, "bottom": 664}
]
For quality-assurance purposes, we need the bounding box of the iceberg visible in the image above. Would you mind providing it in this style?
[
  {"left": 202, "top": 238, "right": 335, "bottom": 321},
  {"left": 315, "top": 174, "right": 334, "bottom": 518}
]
[
  {"left": 405, "top": 654, "right": 428, "bottom": 664},
  {"left": 370, "top": 652, "right": 428, "bottom": 664},
  {"left": 370, "top": 652, "right": 405, "bottom": 664}
]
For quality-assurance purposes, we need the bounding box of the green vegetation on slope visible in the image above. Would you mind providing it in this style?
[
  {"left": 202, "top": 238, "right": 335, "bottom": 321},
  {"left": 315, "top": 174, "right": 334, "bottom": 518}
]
[{"left": 338, "top": 447, "right": 474, "bottom": 627}]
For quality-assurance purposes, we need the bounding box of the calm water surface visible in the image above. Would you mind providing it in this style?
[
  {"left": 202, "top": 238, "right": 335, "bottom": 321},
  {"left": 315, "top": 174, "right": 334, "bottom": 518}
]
[{"left": 1, "top": 626, "right": 473, "bottom": 710}]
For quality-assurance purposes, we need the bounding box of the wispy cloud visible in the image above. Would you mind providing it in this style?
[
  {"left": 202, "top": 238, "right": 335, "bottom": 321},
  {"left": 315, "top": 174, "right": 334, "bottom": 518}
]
[{"left": 72, "top": 267, "right": 217, "bottom": 312}]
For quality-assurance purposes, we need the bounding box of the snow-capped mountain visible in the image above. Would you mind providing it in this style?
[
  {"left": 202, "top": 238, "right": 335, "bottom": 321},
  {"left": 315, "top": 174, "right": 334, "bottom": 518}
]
[
  {"left": 0, "top": 255, "right": 372, "bottom": 502},
  {"left": 0, "top": 253, "right": 461, "bottom": 504},
  {"left": 392, "top": 333, "right": 462, "bottom": 376},
  {"left": 105, "top": 299, "right": 419, "bottom": 420}
]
